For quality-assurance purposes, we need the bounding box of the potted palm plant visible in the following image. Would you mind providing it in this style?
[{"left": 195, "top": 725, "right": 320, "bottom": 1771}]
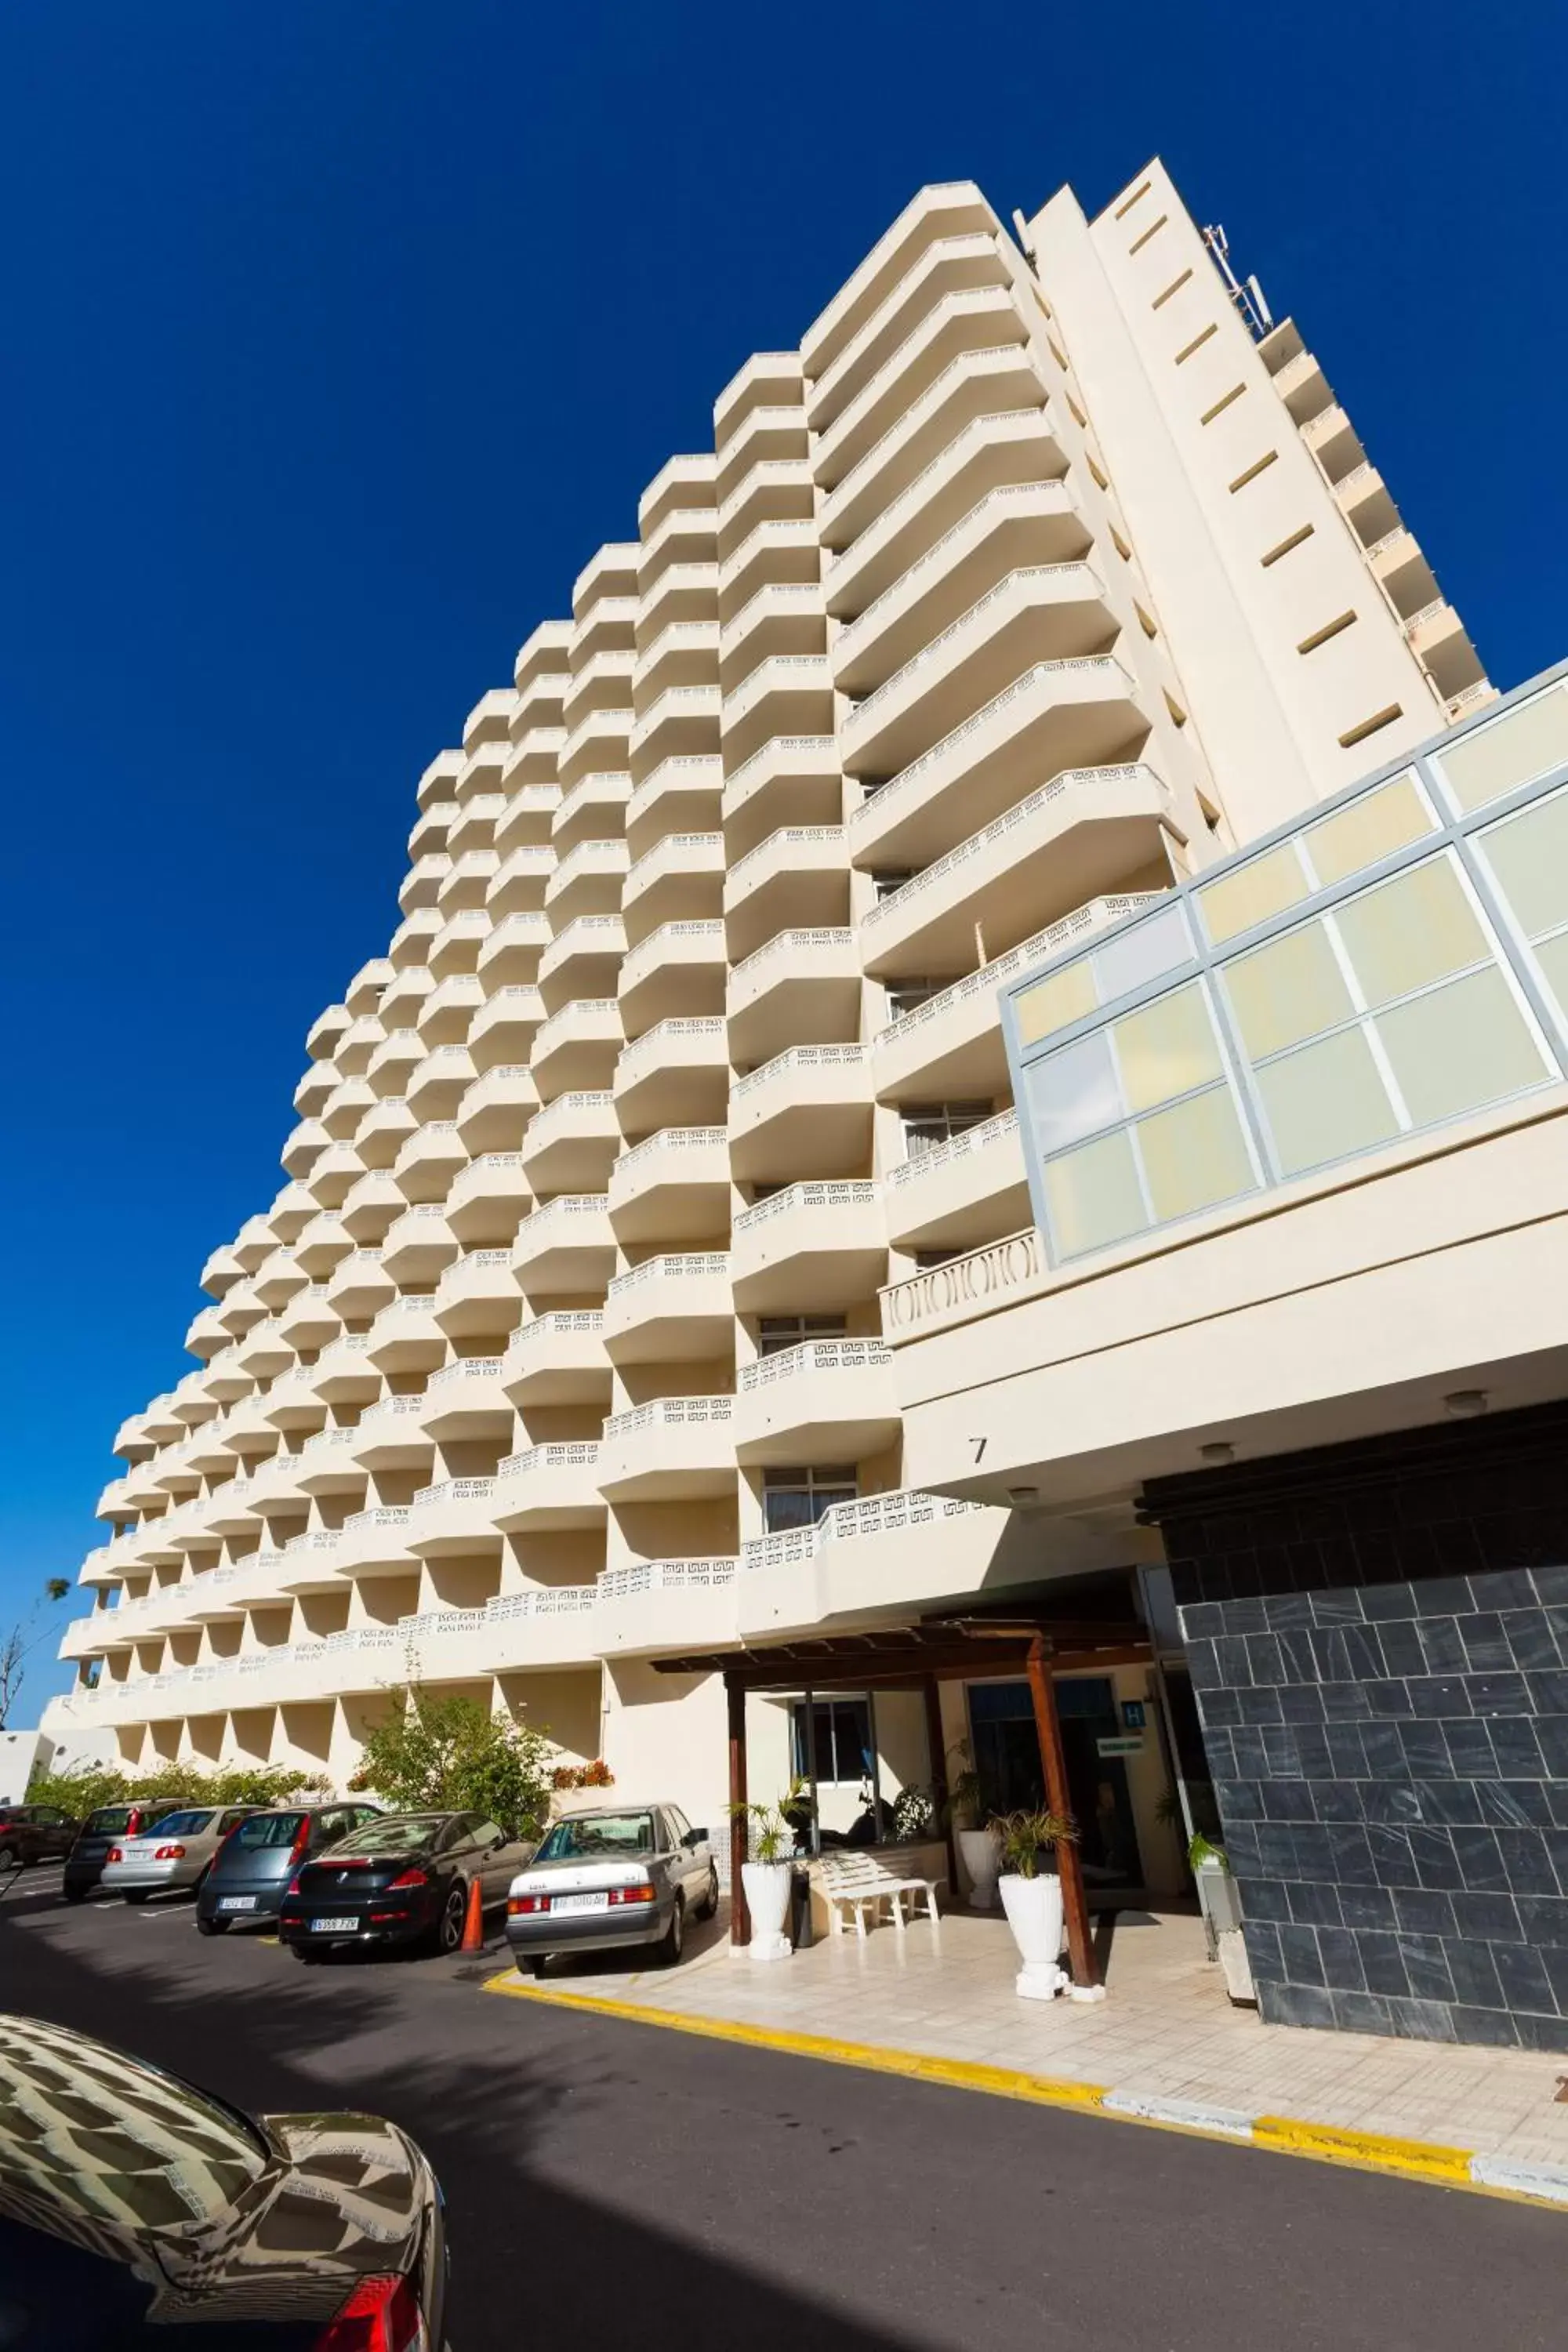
[
  {"left": 944, "top": 1744, "right": 1000, "bottom": 1909},
  {"left": 994, "top": 1807, "right": 1077, "bottom": 1999},
  {"left": 728, "top": 1780, "right": 804, "bottom": 1962}
]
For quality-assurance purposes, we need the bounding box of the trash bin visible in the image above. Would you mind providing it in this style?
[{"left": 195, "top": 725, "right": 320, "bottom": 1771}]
[{"left": 789, "top": 1862, "right": 815, "bottom": 1950}]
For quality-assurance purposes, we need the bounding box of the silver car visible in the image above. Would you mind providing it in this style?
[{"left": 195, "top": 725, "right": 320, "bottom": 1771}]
[
  {"left": 100, "top": 1806, "right": 261, "bottom": 1902},
  {"left": 505, "top": 1802, "right": 718, "bottom": 1974}
]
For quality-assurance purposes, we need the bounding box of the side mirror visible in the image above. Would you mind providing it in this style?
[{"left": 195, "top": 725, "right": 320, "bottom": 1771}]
[{"left": 685, "top": 1828, "right": 709, "bottom": 1848}]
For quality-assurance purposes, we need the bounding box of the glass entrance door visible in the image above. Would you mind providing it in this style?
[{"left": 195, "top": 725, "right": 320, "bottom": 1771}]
[{"left": 968, "top": 1678, "right": 1144, "bottom": 1890}]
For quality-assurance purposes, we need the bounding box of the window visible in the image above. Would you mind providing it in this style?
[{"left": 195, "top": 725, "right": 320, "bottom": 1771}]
[
  {"left": 1470, "top": 782, "right": 1568, "bottom": 1029},
  {"left": 872, "top": 869, "right": 917, "bottom": 900},
  {"left": 1152, "top": 268, "right": 1192, "bottom": 310},
  {"left": 535, "top": 1813, "right": 655, "bottom": 1860},
  {"left": 1261, "top": 523, "right": 1314, "bottom": 567},
  {"left": 901, "top": 1102, "right": 993, "bottom": 1158},
  {"left": 763, "top": 1466, "right": 858, "bottom": 1534},
  {"left": 1174, "top": 322, "right": 1218, "bottom": 365},
  {"left": 791, "top": 1697, "right": 873, "bottom": 1786},
  {"left": 885, "top": 978, "right": 940, "bottom": 1018},
  {"left": 1127, "top": 212, "right": 1167, "bottom": 256},
  {"left": 666, "top": 1806, "right": 691, "bottom": 1843},
  {"left": 1298, "top": 609, "right": 1358, "bottom": 655},
  {"left": 759, "top": 1315, "right": 846, "bottom": 1356},
  {"left": 469, "top": 1819, "right": 504, "bottom": 1849},
  {"left": 1200, "top": 383, "right": 1247, "bottom": 426}
]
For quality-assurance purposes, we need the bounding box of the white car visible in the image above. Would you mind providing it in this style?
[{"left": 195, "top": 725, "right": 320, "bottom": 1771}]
[
  {"left": 505, "top": 1803, "right": 718, "bottom": 1974},
  {"left": 101, "top": 1806, "right": 261, "bottom": 1901}
]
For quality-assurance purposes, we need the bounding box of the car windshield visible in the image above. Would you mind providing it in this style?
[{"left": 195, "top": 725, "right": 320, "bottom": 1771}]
[
  {"left": 138, "top": 1810, "right": 213, "bottom": 1838},
  {"left": 334, "top": 1815, "right": 448, "bottom": 1856},
  {"left": 534, "top": 1812, "right": 657, "bottom": 1861},
  {"left": 227, "top": 1813, "right": 307, "bottom": 1849},
  {"left": 84, "top": 1807, "right": 137, "bottom": 1835}
]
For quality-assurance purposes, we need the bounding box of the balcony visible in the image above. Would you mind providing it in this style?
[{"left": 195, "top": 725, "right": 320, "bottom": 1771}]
[
  {"left": 493, "top": 779, "right": 561, "bottom": 855},
  {"left": 381, "top": 1206, "right": 460, "bottom": 1287},
  {"left": 613, "top": 1017, "right": 729, "bottom": 1130},
  {"left": 716, "top": 458, "right": 815, "bottom": 561},
  {"left": 618, "top": 920, "right": 727, "bottom": 1033},
  {"left": 1403, "top": 600, "right": 1486, "bottom": 700},
  {"left": 738, "top": 1488, "right": 1010, "bottom": 1642},
  {"left": 487, "top": 844, "right": 556, "bottom": 917},
  {"left": 572, "top": 543, "right": 645, "bottom": 617},
  {"left": 633, "top": 621, "right": 720, "bottom": 707},
  {"left": 726, "top": 928, "right": 860, "bottom": 1064},
  {"left": 433, "top": 1252, "right": 524, "bottom": 1344},
  {"left": 276, "top": 1285, "right": 342, "bottom": 1354},
  {"left": 475, "top": 913, "right": 552, "bottom": 990},
  {"left": 544, "top": 838, "right": 629, "bottom": 927},
  {"left": 715, "top": 397, "right": 807, "bottom": 501},
  {"left": 558, "top": 706, "right": 632, "bottom": 790},
  {"left": 435, "top": 851, "right": 498, "bottom": 915},
  {"left": 625, "top": 755, "right": 724, "bottom": 863},
  {"left": 728, "top": 1045, "right": 871, "bottom": 1182},
  {"left": 444, "top": 1152, "right": 530, "bottom": 1247},
  {"left": 571, "top": 599, "right": 637, "bottom": 670},
  {"left": 826, "top": 408, "right": 1065, "bottom": 618},
  {"left": 870, "top": 891, "right": 1165, "bottom": 1103},
  {"left": 715, "top": 350, "right": 802, "bottom": 447},
  {"left": 594, "top": 1555, "right": 739, "bottom": 1657},
  {"left": 367, "top": 1027, "right": 426, "bottom": 1093},
  {"left": 723, "top": 826, "right": 848, "bottom": 962},
  {"left": 510, "top": 1195, "right": 615, "bottom": 1295},
  {"left": 407, "top": 1044, "right": 477, "bottom": 1119},
  {"left": 561, "top": 649, "right": 635, "bottom": 732},
  {"left": 336, "top": 1506, "right": 416, "bottom": 1577},
  {"left": 501, "top": 1312, "right": 609, "bottom": 1406},
  {"left": 306, "top": 1004, "right": 352, "bottom": 1061},
  {"left": 363, "top": 1294, "right": 447, "bottom": 1377},
  {"left": 719, "top": 583, "right": 823, "bottom": 695},
  {"left": 467, "top": 985, "right": 546, "bottom": 1071},
  {"left": 597, "top": 1396, "right": 735, "bottom": 1500},
  {"left": 354, "top": 1098, "right": 418, "bottom": 1170},
  {"left": 531, "top": 999, "right": 623, "bottom": 1100},
  {"left": 293, "top": 1425, "right": 367, "bottom": 1497},
  {"left": 849, "top": 658, "right": 1145, "bottom": 869},
  {"left": 455, "top": 1065, "right": 537, "bottom": 1156},
  {"left": 638, "top": 452, "right": 717, "bottom": 539},
  {"left": 638, "top": 564, "right": 719, "bottom": 661},
  {"left": 428, "top": 910, "right": 493, "bottom": 982},
  {"left": 811, "top": 229, "right": 1011, "bottom": 432},
  {"left": 198, "top": 1247, "right": 245, "bottom": 1301},
  {"left": 304, "top": 1144, "right": 365, "bottom": 1211},
  {"left": 601, "top": 1252, "right": 733, "bottom": 1364},
  {"left": 537, "top": 916, "right": 626, "bottom": 1014},
  {"left": 720, "top": 655, "right": 835, "bottom": 772},
  {"left": 293, "top": 1059, "right": 339, "bottom": 1118},
  {"left": 492, "top": 1443, "right": 605, "bottom": 1532},
  {"left": 389, "top": 907, "right": 441, "bottom": 970},
  {"left": 606, "top": 1127, "right": 730, "bottom": 1245},
  {"left": 629, "top": 687, "right": 722, "bottom": 786},
  {"left": 260, "top": 1367, "right": 329, "bottom": 1433},
  {"left": 622, "top": 833, "right": 724, "bottom": 942},
  {"left": 281, "top": 1119, "right": 328, "bottom": 1179},
  {"left": 419, "top": 1353, "right": 514, "bottom": 1439},
  {"left": 722, "top": 529, "right": 822, "bottom": 655},
  {"left": 815, "top": 285, "right": 1029, "bottom": 499},
  {"left": 734, "top": 1340, "right": 898, "bottom": 1465},
  {"left": 391, "top": 1122, "right": 468, "bottom": 1204},
  {"left": 860, "top": 763, "right": 1170, "bottom": 977},
  {"left": 554, "top": 771, "right": 631, "bottom": 854},
  {"left": 407, "top": 1476, "right": 503, "bottom": 1559},
  {"left": 731, "top": 1181, "right": 885, "bottom": 1313},
  {"left": 881, "top": 1107, "right": 1029, "bottom": 1252},
  {"left": 521, "top": 1091, "right": 620, "bottom": 1195},
  {"left": 310, "top": 1335, "right": 382, "bottom": 1407},
  {"left": 819, "top": 343, "right": 1044, "bottom": 557},
  {"left": 720, "top": 734, "right": 843, "bottom": 862},
  {"left": 350, "top": 1391, "right": 438, "bottom": 1472},
  {"left": 236, "top": 1318, "right": 296, "bottom": 1381}
]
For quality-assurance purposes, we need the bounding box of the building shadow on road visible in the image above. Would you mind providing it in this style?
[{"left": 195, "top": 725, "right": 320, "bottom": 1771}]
[{"left": 1, "top": 1882, "right": 932, "bottom": 2352}]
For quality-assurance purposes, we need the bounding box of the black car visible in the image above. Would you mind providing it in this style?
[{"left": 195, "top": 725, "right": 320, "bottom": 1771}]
[
  {"left": 61, "top": 1802, "right": 158, "bottom": 1902},
  {"left": 196, "top": 1802, "right": 382, "bottom": 1936},
  {"left": 0, "top": 1803, "right": 81, "bottom": 1878},
  {"left": 0, "top": 2011, "right": 446, "bottom": 2347},
  {"left": 278, "top": 1810, "right": 535, "bottom": 1961}
]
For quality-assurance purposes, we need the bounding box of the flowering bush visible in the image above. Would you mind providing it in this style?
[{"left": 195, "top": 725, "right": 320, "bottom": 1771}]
[{"left": 550, "top": 1759, "right": 615, "bottom": 1791}]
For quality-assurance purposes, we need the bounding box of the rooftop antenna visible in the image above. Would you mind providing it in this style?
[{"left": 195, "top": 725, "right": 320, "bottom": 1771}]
[{"left": 1201, "top": 222, "right": 1274, "bottom": 341}]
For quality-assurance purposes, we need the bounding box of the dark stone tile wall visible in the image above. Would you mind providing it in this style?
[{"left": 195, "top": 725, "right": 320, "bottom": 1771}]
[{"left": 1142, "top": 1403, "right": 1568, "bottom": 2052}]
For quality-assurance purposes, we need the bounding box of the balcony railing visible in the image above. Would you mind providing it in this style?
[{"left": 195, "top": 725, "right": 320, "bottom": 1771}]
[
  {"left": 615, "top": 1017, "right": 725, "bottom": 1082},
  {"left": 619, "top": 920, "right": 725, "bottom": 990},
  {"left": 850, "top": 665, "right": 1134, "bottom": 835},
  {"left": 729, "top": 927, "right": 855, "bottom": 986},
  {"left": 602, "top": 1395, "right": 734, "bottom": 1437},
  {"left": 874, "top": 892, "right": 1164, "bottom": 1047},
  {"left": 825, "top": 408, "right": 1053, "bottom": 580},
  {"left": 605, "top": 1252, "right": 729, "bottom": 1297},
  {"left": 862, "top": 768, "right": 1160, "bottom": 927},
  {"left": 844, "top": 565, "right": 1102, "bottom": 728},
  {"left": 612, "top": 1127, "right": 727, "bottom": 1175},
  {"left": 733, "top": 1180, "right": 878, "bottom": 1234},
  {"left": 731, "top": 1044, "right": 866, "bottom": 1101},
  {"left": 741, "top": 1487, "right": 989, "bottom": 1572},
  {"left": 738, "top": 1340, "right": 891, "bottom": 1391},
  {"left": 884, "top": 1107, "right": 1018, "bottom": 1189},
  {"left": 598, "top": 1556, "right": 736, "bottom": 1601},
  {"left": 822, "top": 342, "right": 1034, "bottom": 526}
]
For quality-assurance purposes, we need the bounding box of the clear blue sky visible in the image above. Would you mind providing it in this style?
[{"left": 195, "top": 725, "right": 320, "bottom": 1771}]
[{"left": 2, "top": 2, "right": 1563, "bottom": 1715}]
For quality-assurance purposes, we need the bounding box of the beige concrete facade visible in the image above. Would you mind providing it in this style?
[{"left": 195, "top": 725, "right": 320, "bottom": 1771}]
[{"left": 49, "top": 158, "right": 1499, "bottom": 1870}]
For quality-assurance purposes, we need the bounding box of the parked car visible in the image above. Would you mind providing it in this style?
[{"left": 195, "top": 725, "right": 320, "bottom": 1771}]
[
  {"left": 195, "top": 1802, "right": 382, "bottom": 1936},
  {"left": 61, "top": 1802, "right": 159, "bottom": 1901},
  {"left": 505, "top": 1802, "right": 717, "bottom": 1974},
  {"left": 101, "top": 1806, "right": 263, "bottom": 1903},
  {"left": 278, "top": 1809, "right": 536, "bottom": 1960},
  {"left": 0, "top": 2010, "right": 446, "bottom": 2347},
  {"left": 0, "top": 1803, "right": 81, "bottom": 1878}
]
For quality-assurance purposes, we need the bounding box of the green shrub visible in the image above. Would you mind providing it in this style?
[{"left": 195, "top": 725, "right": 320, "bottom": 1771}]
[
  {"left": 27, "top": 1759, "right": 329, "bottom": 1819},
  {"left": 345, "top": 1685, "right": 554, "bottom": 1839}
]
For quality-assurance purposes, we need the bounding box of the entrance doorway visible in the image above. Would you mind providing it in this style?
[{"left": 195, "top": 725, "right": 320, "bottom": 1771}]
[{"left": 968, "top": 1679, "right": 1144, "bottom": 1890}]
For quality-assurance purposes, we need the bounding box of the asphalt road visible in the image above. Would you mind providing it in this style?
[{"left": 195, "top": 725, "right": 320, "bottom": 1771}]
[{"left": 2, "top": 1863, "right": 1563, "bottom": 2352}]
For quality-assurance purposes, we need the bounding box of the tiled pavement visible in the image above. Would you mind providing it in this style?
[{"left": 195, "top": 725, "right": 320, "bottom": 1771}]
[{"left": 495, "top": 1903, "right": 1568, "bottom": 2175}]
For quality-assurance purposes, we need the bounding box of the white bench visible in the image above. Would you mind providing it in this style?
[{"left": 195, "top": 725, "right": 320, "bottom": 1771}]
[{"left": 818, "top": 1851, "right": 944, "bottom": 1938}]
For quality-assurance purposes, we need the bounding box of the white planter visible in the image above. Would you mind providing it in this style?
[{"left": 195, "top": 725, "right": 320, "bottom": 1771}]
[
  {"left": 957, "top": 1825, "right": 1002, "bottom": 1910},
  {"left": 999, "top": 1871, "right": 1066, "bottom": 2001},
  {"left": 742, "top": 1860, "right": 793, "bottom": 1962}
]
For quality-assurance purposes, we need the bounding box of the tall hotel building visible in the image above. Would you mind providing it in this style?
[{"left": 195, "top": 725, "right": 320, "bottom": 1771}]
[{"left": 58, "top": 158, "right": 1568, "bottom": 2053}]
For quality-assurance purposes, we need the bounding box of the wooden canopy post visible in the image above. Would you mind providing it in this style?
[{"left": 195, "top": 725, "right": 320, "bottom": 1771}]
[
  {"left": 923, "top": 1674, "right": 958, "bottom": 1900},
  {"left": 727, "top": 1675, "right": 750, "bottom": 1947},
  {"left": 1025, "top": 1635, "right": 1098, "bottom": 1991}
]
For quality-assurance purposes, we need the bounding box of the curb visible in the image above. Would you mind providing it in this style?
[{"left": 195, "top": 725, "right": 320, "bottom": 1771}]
[{"left": 481, "top": 1971, "right": 1568, "bottom": 2210}]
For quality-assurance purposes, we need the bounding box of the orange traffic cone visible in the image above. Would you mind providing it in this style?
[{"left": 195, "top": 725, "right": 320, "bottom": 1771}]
[{"left": 460, "top": 1875, "right": 485, "bottom": 1954}]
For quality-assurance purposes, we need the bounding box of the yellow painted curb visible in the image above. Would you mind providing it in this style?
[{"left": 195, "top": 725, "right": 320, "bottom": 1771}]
[
  {"left": 481, "top": 1973, "right": 1107, "bottom": 2112},
  {"left": 1253, "top": 2113, "right": 1473, "bottom": 2187}
]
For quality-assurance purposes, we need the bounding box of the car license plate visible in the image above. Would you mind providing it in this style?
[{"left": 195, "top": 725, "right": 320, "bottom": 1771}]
[
  {"left": 218, "top": 1896, "right": 256, "bottom": 1911},
  {"left": 553, "top": 1892, "right": 610, "bottom": 1914},
  {"left": 312, "top": 1915, "right": 358, "bottom": 1933}
]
